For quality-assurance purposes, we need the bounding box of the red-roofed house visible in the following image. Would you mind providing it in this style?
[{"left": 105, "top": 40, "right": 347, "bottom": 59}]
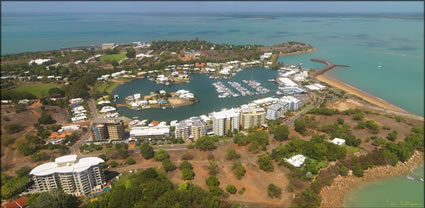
[{"left": 1, "top": 196, "right": 28, "bottom": 208}]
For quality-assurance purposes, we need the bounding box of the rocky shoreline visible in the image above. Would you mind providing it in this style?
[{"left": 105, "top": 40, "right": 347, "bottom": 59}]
[{"left": 320, "top": 151, "right": 424, "bottom": 208}]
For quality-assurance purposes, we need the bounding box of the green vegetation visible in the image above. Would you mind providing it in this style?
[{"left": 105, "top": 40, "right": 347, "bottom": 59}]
[
  {"left": 226, "top": 148, "right": 241, "bottom": 160},
  {"left": 11, "top": 83, "right": 61, "bottom": 98},
  {"left": 270, "top": 124, "right": 290, "bottom": 141},
  {"left": 267, "top": 184, "right": 282, "bottom": 198},
  {"left": 208, "top": 160, "right": 218, "bottom": 176},
  {"left": 226, "top": 185, "right": 237, "bottom": 194},
  {"left": 205, "top": 175, "right": 220, "bottom": 189},
  {"left": 195, "top": 136, "right": 219, "bottom": 151},
  {"left": 231, "top": 160, "right": 246, "bottom": 180},
  {"left": 1, "top": 135, "right": 15, "bottom": 147},
  {"left": 99, "top": 53, "right": 126, "bottom": 63},
  {"left": 1, "top": 174, "right": 31, "bottom": 199},
  {"left": 181, "top": 152, "right": 193, "bottom": 160},
  {"left": 126, "top": 157, "right": 136, "bottom": 165},
  {"left": 258, "top": 153, "right": 274, "bottom": 172},
  {"left": 294, "top": 117, "right": 307, "bottom": 134},
  {"left": 162, "top": 159, "right": 176, "bottom": 172},
  {"left": 38, "top": 112, "right": 56, "bottom": 124},
  {"left": 233, "top": 131, "right": 269, "bottom": 153},
  {"left": 386, "top": 130, "right": 398, "bottom": 141},
  {"left": 139, "top": 143, "right": 154, "bottom": 159},
  {"left": 31, "top": 152, "right": 50, "bottom": 162},
  {"left": 5, "top": 123, "right": 24, "bottom": 134},
  {"left": 180, "top": 161, "right": 195, "bottom": 180},
  {"left": 97, "top": 81, "right": 120, "bottom": 94},
  {"left": 28, "top": 189, "right": 80, "bottom": 208},
  {"left": 154, "top": 149, "right": 169, "bottom": 161}
]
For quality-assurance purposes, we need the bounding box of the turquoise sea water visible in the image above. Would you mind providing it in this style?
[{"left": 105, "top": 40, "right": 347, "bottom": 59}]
[
  {"left": 2, "top": 13, "right": 423, "bottom": 116},
  {"left": 113, "top": 67, "right": 278, "bottom": 121},
  {"left": 344, "top": 164, "right": 424, "bottom": 208}
]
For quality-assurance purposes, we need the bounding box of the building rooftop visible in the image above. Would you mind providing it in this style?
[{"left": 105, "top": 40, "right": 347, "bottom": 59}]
[
  {"left": 30, "top": 155, "right": 104, "bottom": 176},
  {"left": 93, "top": 117, "right": 123, "bottom": 124}
]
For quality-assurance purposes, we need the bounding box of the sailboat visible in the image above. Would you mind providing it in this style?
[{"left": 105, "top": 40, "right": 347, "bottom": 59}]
[{"left": 378, "top": 64, "right": 382, "bottom": 68}]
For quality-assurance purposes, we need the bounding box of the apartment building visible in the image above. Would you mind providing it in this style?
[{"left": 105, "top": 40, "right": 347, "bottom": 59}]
[
  {"left": 29, "top": 155, "right": 106, "bottom": 196},
  {"left": 90, "top": 118, "right": 125, "bottom": 141},
  {"left": 240, "top": 107, "right": 266, "bottom": 129},
  {"left": 211, "top": 109, "right": 240, "bottom": 136},
  {"left": 175, "top": 117, "right": 206, "bottom": 141}
]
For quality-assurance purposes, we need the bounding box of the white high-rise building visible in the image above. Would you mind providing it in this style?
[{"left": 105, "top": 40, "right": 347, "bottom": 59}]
[
  {"left": 280, "top": 96, "right": 302, "bottom": 111},
  {"left": 211, "top": 109, "right": 240, "bottom": 136},
  {"left": 175, "top": 117, "right": 206, "bottom": 141},
  {"left": 29, "top": 155, "right": 106, "bottom": 196}
]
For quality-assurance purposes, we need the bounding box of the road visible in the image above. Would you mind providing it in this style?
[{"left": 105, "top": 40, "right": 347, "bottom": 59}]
[
  {"left": 70, "top": 99, "right": 97, "bottom": 154},
  {"left": 284, "top": 92, "right": 323, "bottom": 126}
]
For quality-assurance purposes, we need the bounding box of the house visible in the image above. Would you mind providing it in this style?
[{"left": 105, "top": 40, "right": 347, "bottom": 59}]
[
  {"left": 18, "top": 99, "right": 31, "bottom": 105},
  {"left": 101, "top": 43, "right": 118, "bottom": 50},
  {"left": 47, "top": 132, "right": 73, "bottom": 144},
  {"left": 149, "top": 120, "right": 159, "bottom": 126},
  {"left": 284, "top": 154, "right": 306, "bottom": 168},
  {"left": 331, "top": 138, "right": 346, "bottom": 146},
  {"left": 1, "top": 196, "right": 28, "bottom": 208}
]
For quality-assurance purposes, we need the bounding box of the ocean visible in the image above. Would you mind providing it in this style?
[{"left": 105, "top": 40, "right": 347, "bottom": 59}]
[
  {"left": 344, "top": 164, "right": 424, "bottom": 208},
  {"left": 2, "top": 12, "right": 423, "bottom": 116}
]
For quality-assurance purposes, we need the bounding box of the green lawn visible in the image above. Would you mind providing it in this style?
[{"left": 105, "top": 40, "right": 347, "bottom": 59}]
[
  {"left": 97, "top": 82, "right": 120, "bottom": 94},
  {"left": 100, "top": 54, "right": 126, "bottom": 63},
  {"left": 12, "top": 83, "right": 61, "bottom": 98},
  {"left": 344, "top": 145, "right": 360, "bottom": 154}
]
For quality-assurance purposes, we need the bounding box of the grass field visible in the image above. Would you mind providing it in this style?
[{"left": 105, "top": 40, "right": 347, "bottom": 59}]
[
  {"left": 344, "top": 145, "right": 360, "bottom": 154},
  {"left": 12, "top": 83, "right": 61, "bottom": 98},
  {"left": 97, "top": 82, "right": 120, "bottom": 94},
  {"left": 100, "top": 54, "right": 126, "bottom": 63}
]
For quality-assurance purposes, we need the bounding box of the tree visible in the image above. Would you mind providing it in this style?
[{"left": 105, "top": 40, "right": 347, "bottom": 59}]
[
  {"left": 226, "top": 185, "right": 237, "bottom": 194},
  {"left": 181, "top": 152, "right": 193, "bottom": 160},
  {"left": 294, "top": 118, "right": 306, "bottom": 134},
  {"left": 162, "top": 159, "right": 176, "bottom": 172},
  {"left": 154, "top": 149, "right": 169, "bottom": 161},
  {"left": 15, "top": 166, "right": 32, "bottom": 177},
  {"left": 31, "top": 152, "right": 50, "bottom": 162},
  {"left": 5, "top": 123, "right": 24, "bottom": 134},
  {"left": 182, "top": 168, "right": 195, "bottom": 180},
  {"left": 226, "top": 148, "right": 241, "bottom": 160},
  {"left": 18, "top": 144, "right": 36, "bottom": 156},
  {"left": 38, "top": 112, "right": 56, "bottom": 124},
  {"left": 126, "top": 157, "right": 136, "bottom": 165},
  {"left": 272, "top": 125, "right": 290, "bottom": 141},
  {"left": 337, "top": 117, "right": 344, "bottom": 125},
  {"left": 339, "top": 166, "right": 348, "bottom": 176},
  {"left": 208, "top": 160, "right": 218, "bottom": 176},
  {"left": 179, "top": 161, "right": 193, "bottom": 170},
  {"left": 232, "top": 160, "right": 246, "bottom": 180},
  {"left": 258, "top": 153, "right": 274, "bottom": 172},
  {"left": 140, "top": 143, "right": 154, "bottom": 159},
  {"left": 1, "top": 135, "right": 15, "bottom": 147},
  {"left": 48, "top": 87, "right": 64, "bottom": 98},
  {"left": 195, "top": 136, "right": 217, "bottom": 151},
  {"left": 28, "top": 189, "right": 81, "bottom": 208},
  {"left": 267, "top": 184, "right": 282, "bottom": 198},
  {"left": 205, "top": 175, "right": 220, "bottom": 189},
  {"left": 126, "top": 48, "right": 136, "bottom": 58}
]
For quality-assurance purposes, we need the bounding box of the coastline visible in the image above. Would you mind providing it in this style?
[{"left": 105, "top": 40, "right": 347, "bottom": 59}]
[
  {"left": 316, "top": 73, "right": 409, "bottom": 113},
  {"left": 278, "top": 48, "right": 317, "bottom": 57},
  {"left": 320, "top": 151, "right": 424, "bottom": 208}
]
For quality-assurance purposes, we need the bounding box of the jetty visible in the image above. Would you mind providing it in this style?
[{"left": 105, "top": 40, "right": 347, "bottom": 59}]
[{"left": 310, "top": 59, "right": 349, "bottom": 78}]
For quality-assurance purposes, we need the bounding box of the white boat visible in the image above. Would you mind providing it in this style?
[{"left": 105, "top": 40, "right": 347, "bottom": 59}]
[
  {"left": 420, "top": 178, "right": 424, "bottom": 182},
  {"left": 407, "top": 176, "right": 415, "bottom": 180},
  {"left": 162, "top": 107, "right": 166, "bottom": 109},
  {"left": 378, "top": 65, "right": 382, "bottom": 68}
]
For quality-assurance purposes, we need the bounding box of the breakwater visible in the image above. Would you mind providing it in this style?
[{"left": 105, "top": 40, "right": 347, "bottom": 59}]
[{"left": 310, "top": 59, "right": 349, "bottom": 78}]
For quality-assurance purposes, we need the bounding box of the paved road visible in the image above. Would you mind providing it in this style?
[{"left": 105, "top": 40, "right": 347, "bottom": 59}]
[{"left": 70, "top": 99, "right": 97, "bottom": 154}]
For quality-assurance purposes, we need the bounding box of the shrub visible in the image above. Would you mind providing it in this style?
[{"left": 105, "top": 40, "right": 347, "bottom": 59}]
[
  {"left": 139, "top": 143, "right": 154, "bottom": 159},
  {"left": 267, "top": 184, "right": 282, "bottom": 198},
  {"left": 226, "top": 185, "right": 237, "bottom": 194},
  {"left": 31, "top": 152, "right": 50, "bottom": 162},
  {"left": 154, "top": 149, "right": 169, "bottom": 161},
  {"left": 208, "top": 160, "right": 218, "bottom": 176},
  {"left": 258, "top": 153, "right": 274, "bottom": 172},
  {"left": 126, "top": 157, "right": 136, "bottom": 165},
  {"left": 181, "top": 152, "right": 193, "bottom": 160},
  {"left": 294, "top": 118, "right": 306, "bottom": 134},
  {"left": 182, "top": 168, "right": 195, "bottom": 180},
  {"left": 15, "top": 166, "right": 32, "bottom": 177},
  {"left": 38, "top": 113, "right": 56, "bottom": 124},
  {"left": 386, "top": 130, "right": 398, "bottom": 141},
  {"left": 18, "top": 144, "right": 35, "bottom": 156},
  {"left": 226, "top": 148, "right": 241, "bottom": 160},
  {"left": 195, "top": 136, "right": 217, "bottom": 151},
  {"left": 109, "top": 161, "right": 118, "bottom": 168},
  {"left": 339, "top": 166, "right": 348, "bottom": 176},
  {"left": 271, "top": 124, "right": 290, "bottom": 141},
  {"left": 5, "top": 123, "right": 24, "bottom": 134},
  {"left": 231, "top": 160, "right": 246, "bottom": 180},
  {"left": 162, "top": 159, "right": 176, "bottom": 172},
  {"left": 337, "top": 118, "right": 344, "bottom": 125},
  {"left": 356, "top": 121, "right": 366, "bottom": 129},
  {"left": 1, "top": 136, "right": 15, "bottom": 147},
  {"left": 238, "top": 187, "right": 245, "bottom": 195},
  {"left": 179, "top": 161, "right": 193, "bottom": 170}
]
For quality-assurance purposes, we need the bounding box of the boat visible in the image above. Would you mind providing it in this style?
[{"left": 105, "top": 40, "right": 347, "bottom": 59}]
[
  {"left": 420, "top": 178, "right": 424, "bottom": 182},
  {"left": 268, "top": 79, "right": 275, "bottom": 82},
  {"left": 407, "top": 176, "right": 415, "bottom": 180},
  {"left": 162, "top": 107, "right": 166, "bottom": 109},
  {"left": 378, "top": 65, "right": 382, "bottom": 68}
]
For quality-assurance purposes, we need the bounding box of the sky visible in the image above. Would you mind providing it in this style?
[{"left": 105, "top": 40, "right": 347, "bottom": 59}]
[{"left": 1, "top": 1, "right": 424, "bottom": 14}]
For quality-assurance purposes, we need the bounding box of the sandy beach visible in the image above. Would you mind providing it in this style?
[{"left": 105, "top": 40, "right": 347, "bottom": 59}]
[
  {"left": 320, "top": 151, "right": 424, "bottom": 208},
  {"left": 316, "top": 73, "right": 408, "bottom": 113}
]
